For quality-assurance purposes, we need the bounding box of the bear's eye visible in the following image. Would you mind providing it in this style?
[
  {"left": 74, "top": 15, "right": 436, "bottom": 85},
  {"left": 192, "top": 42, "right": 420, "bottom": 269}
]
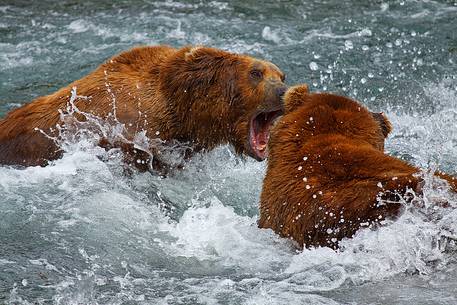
[
  {"left": 280, "top": 74, "right": 286, "bottom": 82},
  {"left": 250, "top": 69, "right": 263, "bottom": 80}
]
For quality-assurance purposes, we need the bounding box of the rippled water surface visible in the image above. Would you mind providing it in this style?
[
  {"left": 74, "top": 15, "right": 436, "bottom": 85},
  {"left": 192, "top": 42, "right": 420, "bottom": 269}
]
[{"left": 1, "top": 1, "right": 457, "bottom": 304}]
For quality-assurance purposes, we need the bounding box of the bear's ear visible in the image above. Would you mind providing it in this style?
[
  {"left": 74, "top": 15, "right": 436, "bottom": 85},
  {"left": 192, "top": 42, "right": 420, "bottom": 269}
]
[
  {"left": 371, "top": 112, "right": 392, "bottom": 137},
  {"left": 181, "top": 46, "right": 237, "bottom": 100},
  {"left": 184, "top": 46, "right": 205, "bottom": 61},
  {"left": 184, "top": 46, "right": 231, "bottom": 64},
  {"left": 283, "top": 84, "right": 309, "bottom": 113}
]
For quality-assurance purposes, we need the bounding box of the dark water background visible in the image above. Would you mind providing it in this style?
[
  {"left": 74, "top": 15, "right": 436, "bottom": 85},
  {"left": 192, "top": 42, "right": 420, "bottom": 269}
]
[{"left": 1, "top": 1, "right": 457, "bottom": 304}]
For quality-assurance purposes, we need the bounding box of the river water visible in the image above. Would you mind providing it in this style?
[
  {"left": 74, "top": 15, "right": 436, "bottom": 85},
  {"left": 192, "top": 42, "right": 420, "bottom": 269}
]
[{"left": 1, "top": 1, "right": 457, "bottom": 304}]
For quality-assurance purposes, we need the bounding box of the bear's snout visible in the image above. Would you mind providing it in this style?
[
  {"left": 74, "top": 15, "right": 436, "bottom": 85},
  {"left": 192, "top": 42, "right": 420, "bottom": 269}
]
[{"left": 276, "top": 86, "right": 287, "bottom": 98}]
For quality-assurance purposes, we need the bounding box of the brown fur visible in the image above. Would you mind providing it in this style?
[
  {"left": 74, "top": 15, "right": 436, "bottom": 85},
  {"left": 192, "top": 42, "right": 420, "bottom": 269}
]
[
  {"left": 259, "top": 85, "right": 457, "bottom": 249},
  {"left": 0, "top": 45, "right": 286, "bottom": 171}
]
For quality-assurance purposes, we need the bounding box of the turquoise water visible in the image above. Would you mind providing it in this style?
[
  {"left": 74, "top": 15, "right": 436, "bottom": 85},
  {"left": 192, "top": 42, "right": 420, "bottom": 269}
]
[{"left": 1, "top": 1, "right": 457, "bottom": 304}]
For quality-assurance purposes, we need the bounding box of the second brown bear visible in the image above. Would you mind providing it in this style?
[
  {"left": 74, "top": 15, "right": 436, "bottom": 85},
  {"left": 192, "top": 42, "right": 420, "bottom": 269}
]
[{"left": 259, "top": 84, "right": 457, "bottom": 249}]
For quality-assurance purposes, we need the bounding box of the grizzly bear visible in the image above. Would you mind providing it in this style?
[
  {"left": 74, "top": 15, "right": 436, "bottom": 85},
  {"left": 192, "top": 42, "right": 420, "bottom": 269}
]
[
  {"left": 259, "top": 84, "right": 457, "bottom": 249},
  {"left": 0, "top": 45, "right": 286, "bottom": 172}
]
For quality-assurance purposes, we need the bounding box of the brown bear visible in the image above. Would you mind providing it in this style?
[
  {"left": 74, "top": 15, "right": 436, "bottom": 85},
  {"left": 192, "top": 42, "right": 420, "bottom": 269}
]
[
  {"left": 0, "top": 45, "right": 286, "bottom": 172},
  {"left": 259, "top": 84, "right": 457, "bottom": 249}
]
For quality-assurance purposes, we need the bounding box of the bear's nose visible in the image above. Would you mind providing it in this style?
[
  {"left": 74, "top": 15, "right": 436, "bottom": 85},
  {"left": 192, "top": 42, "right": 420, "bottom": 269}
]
[{"left": 276, "top": 86, "right": 287, "bottom": 98}]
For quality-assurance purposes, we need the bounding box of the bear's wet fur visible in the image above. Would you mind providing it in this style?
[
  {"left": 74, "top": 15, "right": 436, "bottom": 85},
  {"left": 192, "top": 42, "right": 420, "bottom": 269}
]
[
  {"left": 0, "top": 45, "right": 286, "bottom": 172},
  {"left": 259, "top": 84, "right": 457, "bottom": 249}
]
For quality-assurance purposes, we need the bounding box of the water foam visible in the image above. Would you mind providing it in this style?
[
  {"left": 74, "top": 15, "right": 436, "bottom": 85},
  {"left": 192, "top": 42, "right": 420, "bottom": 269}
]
[{"left": 3, "top": 81, "right": 457, "bottom": 304}]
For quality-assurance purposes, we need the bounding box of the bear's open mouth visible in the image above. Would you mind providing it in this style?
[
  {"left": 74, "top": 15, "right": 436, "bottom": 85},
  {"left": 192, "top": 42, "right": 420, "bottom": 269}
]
[{"left": 249, "top": 109, "right": 283, "bottom": 160}]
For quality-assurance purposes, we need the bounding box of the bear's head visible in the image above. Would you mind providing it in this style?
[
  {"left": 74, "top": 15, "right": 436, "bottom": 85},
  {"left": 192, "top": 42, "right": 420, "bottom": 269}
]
[
  {"left": 159, "top": 46, "right": 287, "bottom": 160},
  {"left": 267, "top": 84, "right": 392, "bottom": 162}
]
